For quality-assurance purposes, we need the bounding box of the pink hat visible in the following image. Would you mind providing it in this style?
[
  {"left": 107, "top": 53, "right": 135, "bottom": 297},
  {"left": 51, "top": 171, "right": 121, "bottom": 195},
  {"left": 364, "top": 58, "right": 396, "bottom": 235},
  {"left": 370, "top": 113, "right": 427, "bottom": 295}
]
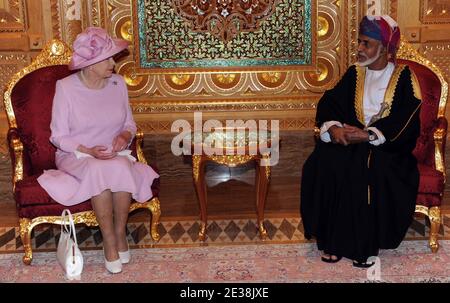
[{"left": 68, "top": 27, "right": 128, "bottom": 70}]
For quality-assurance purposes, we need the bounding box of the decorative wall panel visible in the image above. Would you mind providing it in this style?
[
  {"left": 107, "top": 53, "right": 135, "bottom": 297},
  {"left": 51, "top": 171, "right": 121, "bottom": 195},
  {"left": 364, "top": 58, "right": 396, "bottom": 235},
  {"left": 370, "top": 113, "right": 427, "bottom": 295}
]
[
  {"left": 103, "top": 0, "right": 362, "bottom": 113},
  {"left": 420, "top": 0, "right": 450, "bottom": 24},
  {"left": 134, "top": 0, "right": 314, "bottom": 72},
  {"left": 0, "top": 0, "right": 28, "bottom": 32}
]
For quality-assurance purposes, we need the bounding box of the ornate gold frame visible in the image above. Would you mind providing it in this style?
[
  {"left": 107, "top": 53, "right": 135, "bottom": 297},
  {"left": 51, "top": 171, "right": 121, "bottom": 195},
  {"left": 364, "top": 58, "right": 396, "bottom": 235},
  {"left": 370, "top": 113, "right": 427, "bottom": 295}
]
[
  {"left": 420, "top": 0, "right": 450, "bottom": 24},
  {"left": 3, "top": 39, "right": 161, "bottom": 265},
  {"left": 0, "top": 0, "right": 28, "bottom": 33},
  {"left": 130, "top": 0, "right": 318, "bottom": 74},
  {"left": 397, "top": 39, "right": 447, "bottom": 253}
]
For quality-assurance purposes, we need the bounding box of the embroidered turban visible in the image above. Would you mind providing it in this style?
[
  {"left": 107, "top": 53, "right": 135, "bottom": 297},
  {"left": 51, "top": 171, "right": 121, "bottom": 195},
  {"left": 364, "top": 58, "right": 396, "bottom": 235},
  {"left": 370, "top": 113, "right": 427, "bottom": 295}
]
[{"left": 359, "top": 15, "right": 401, "bottom": 63}]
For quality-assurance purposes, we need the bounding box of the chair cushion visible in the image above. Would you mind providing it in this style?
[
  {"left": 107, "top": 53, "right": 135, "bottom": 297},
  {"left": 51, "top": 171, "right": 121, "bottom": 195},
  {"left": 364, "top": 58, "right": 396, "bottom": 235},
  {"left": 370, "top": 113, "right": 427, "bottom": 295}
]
[
  {"left": 15, "top": 173, "right": 161, "bottom": 208},
  {"left": 417, "top": 164, "right": 444, "bottom": 194},
  {"left": 11, "top": 65, "right": 74, "bottom": 175},
  {"left": 18, "top": 201, "right": 93, "bottom": 219},
  {"left": 15, "top": 175, "right": 58, "bottom": 206},
  {"left": 416, "top": 193, "right": 442, "bottom": 207}
]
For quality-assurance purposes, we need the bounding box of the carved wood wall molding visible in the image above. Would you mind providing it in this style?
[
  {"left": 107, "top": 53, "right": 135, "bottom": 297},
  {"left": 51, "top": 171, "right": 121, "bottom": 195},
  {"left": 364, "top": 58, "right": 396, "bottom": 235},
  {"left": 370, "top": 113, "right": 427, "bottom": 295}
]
[
  {"left": 136, "top": 117, "right": 317, "bottom": 134},
  {"left": 420, "top": 0, "right": 450, "bottom": 24},
  {"left": 0, "top": 0, "right": 28, "bottom": 32}
]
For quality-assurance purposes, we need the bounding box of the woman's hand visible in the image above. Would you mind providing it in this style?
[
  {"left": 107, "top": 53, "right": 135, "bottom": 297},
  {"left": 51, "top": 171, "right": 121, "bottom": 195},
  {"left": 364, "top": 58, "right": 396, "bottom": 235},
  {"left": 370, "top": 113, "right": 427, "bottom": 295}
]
[
  {"left": 112, "top": 131, "right": 132, "bottom": 152},
  {"left": 78, "top": 145, "right": 116, "bottom": 160}
]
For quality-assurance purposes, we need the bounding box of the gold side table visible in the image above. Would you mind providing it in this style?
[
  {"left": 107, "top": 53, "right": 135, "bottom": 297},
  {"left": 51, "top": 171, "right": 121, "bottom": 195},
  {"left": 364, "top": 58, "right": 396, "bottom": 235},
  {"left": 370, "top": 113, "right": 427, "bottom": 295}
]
[{"left": 186, "top": 128, "right": 274, "bottom": 241}]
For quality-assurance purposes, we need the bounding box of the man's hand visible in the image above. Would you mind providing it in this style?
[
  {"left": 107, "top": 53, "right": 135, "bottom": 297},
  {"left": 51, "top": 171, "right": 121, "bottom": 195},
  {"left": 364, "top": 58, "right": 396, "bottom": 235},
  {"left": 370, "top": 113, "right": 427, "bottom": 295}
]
[
  {"left": 112, "top": 131, "right": 132, "bottom": 152},
  {"left": 328, "top": 125, "right": 350, "bottom": 146},
  {"left": 328, "top": 124, "right": 370, "bottom": 145},
  {"left": 343, "top": 124, "right": 370, "bottom": 144}
]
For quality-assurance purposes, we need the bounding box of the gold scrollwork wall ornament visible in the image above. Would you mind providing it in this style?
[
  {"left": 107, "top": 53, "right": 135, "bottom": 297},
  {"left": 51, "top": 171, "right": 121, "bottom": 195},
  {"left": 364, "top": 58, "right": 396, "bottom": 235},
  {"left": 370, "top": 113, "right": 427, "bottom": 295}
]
[
  {"left": 117, "top": 62, "right": 149, "bottom": 91},
  {"left": 304, "top": 58, "right": 333, "bottom": 89},
  {"left": 166, "top": 74, "right": 195, "bottom": 90},
  {"left": 119, "top": 19, "right": 133, "bottom": 42},
  {"left": 211, "top": 73, "right": 241, "bottom": 89},
  {"left": 257, "top": 72, "right": 286, "bottom": 88},
  {"left": 317, "top": 13, "right": 334, "bottom": 40}
]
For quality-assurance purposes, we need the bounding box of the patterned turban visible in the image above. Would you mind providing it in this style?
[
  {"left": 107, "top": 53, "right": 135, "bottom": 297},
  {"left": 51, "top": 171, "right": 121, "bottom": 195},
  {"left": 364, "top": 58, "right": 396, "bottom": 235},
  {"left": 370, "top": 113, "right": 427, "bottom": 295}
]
[{"left": 359, "top": 15, "right": 401, "bottom": 63}]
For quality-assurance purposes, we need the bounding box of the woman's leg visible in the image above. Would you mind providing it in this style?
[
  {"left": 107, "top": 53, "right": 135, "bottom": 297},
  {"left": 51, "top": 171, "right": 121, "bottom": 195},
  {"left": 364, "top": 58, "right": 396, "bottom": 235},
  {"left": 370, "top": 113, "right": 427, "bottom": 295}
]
[
  {"left": 112, "top": 191, "right": 132, "bottom": 252},
  {"left": 91, "top": 189, "right": 118, "bottom": 261}
]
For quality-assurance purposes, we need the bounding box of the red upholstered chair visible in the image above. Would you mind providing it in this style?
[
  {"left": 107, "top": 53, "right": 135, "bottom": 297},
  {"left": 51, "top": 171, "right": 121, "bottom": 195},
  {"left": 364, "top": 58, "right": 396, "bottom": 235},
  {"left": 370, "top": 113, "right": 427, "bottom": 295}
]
[
  {"left": 397, "top": 40, "right": 448, "bottom": 253},
  {"left": 3, "top": 40, "right": 161, "bottom": 264}
]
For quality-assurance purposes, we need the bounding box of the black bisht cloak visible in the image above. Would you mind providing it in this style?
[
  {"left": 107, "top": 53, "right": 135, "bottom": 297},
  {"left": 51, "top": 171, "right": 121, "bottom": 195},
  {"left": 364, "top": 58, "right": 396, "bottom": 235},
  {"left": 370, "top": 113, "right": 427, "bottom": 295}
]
[{"left": 300, "top": 64, "right": 422, "bottom": 262}]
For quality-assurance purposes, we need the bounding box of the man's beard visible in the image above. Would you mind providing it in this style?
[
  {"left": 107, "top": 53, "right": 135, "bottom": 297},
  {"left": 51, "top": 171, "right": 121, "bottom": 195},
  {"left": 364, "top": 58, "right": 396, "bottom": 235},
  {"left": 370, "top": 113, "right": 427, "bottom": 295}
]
[{"left": 357, "top": 45, "right": 382, "bottom": 67}]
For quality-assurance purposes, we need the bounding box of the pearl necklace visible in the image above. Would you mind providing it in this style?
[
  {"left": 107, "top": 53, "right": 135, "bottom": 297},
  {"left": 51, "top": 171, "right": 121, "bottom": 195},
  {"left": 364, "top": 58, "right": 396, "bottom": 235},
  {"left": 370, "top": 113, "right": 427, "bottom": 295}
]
[{"left": 79, "top": 70, "right": 106, "bottom": 89}]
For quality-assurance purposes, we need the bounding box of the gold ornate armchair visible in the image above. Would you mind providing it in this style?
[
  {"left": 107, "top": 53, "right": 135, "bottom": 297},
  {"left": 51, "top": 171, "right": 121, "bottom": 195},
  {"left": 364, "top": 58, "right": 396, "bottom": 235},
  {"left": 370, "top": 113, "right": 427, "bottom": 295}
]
[
  {"left": 397, "top": 39, "right": 448, "bottom": 253},
  {"left": 3, "top": 39, "right": 161, "bottom": 265}
]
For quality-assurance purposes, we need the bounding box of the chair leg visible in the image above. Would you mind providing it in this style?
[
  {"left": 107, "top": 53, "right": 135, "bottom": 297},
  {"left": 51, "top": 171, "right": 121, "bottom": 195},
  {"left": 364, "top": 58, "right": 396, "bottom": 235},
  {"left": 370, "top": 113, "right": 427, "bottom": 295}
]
[
  {"left": 149, "top": 197, "right": 161, "bottom": 242},
  {"left": 428, "top": 206, "right": 441, "bottom": 253},
  {"left": 19, "top": 218, "right": 33, "bottom": 265}
]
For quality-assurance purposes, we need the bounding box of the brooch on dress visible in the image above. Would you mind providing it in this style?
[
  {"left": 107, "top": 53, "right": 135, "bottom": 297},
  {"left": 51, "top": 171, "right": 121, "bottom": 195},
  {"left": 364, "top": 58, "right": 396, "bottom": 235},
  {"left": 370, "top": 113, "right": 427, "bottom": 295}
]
[{"left": 112, "top": 81, "right": 117, "bottom": 85}]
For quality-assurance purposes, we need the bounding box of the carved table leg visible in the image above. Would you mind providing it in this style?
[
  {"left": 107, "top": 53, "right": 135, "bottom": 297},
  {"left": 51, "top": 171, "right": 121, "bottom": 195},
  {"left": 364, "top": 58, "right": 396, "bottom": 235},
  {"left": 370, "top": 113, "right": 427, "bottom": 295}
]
[
  {"left": 256, "top": 158, "right": 270, "bottom": 239},
  {"left": 193, "top": 155, "right": 208, "bottom": 241}
]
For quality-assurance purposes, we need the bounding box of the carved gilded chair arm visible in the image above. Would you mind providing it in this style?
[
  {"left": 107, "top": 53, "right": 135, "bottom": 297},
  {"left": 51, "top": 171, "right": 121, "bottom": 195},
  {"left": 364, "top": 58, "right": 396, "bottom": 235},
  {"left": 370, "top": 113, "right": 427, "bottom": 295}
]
[
  {"left": 135, "top": 128, "right": 148, "bottom": 164},
  {"left": 434, "top": 117, "right": 448, "bottom": 141},
  {"left": 433, "top": 116, "right": 448, "bottom": 176},
  {"left": 7, "top": 128, "right": 25, "bottom": 190}
]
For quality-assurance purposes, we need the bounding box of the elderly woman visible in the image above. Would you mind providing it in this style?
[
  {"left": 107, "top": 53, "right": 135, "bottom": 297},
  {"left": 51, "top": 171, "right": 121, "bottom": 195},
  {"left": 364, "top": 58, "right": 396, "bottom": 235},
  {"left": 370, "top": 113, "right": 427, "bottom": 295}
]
[{"left": 37, "top": 27, "right": 159, "bottom": 274}]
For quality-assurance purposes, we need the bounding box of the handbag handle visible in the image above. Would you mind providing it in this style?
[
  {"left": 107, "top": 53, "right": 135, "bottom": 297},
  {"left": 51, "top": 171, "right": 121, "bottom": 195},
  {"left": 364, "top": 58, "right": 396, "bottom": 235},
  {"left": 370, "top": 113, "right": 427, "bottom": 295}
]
[{"left": 60, "top": 209, "right": 78, "bottom": 247}]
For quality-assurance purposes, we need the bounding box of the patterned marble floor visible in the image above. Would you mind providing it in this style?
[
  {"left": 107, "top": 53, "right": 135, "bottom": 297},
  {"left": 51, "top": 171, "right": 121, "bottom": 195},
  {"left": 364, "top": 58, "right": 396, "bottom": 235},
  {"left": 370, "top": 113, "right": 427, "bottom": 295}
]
[{"left": 1, "top": 214, "right": 449, "bottom": 254}]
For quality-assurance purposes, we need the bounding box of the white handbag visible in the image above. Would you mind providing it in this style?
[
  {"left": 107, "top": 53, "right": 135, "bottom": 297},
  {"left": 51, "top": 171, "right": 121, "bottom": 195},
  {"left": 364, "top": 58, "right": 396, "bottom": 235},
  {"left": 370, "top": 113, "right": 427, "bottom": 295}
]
[{"left": 57, "top": 209, "right": 83, "bottom": 280}]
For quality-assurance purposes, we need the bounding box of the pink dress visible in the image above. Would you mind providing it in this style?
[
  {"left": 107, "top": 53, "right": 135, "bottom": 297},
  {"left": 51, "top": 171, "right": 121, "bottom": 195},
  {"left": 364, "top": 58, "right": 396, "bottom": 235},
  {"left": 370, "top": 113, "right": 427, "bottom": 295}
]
[{"left": 37, "top": 73, "right": 159, "bottom": 206}]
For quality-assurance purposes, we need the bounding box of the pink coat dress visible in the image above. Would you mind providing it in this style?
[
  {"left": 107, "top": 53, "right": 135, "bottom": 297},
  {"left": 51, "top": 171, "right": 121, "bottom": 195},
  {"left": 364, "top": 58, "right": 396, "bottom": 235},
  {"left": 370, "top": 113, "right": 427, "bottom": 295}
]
[{"left": 37, "top": 73, "right": 159, "bottom": 206}]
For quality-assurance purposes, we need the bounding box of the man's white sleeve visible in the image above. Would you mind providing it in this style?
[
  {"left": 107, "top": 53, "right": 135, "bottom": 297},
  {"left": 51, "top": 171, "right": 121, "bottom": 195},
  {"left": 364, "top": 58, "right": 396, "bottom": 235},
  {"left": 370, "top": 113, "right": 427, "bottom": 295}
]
[
  {"left": 320, "top": 121, "right": 343, "bottom": 142},
  {"left": 367, "top": 126, "right": 386, "bottom": 146}
]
